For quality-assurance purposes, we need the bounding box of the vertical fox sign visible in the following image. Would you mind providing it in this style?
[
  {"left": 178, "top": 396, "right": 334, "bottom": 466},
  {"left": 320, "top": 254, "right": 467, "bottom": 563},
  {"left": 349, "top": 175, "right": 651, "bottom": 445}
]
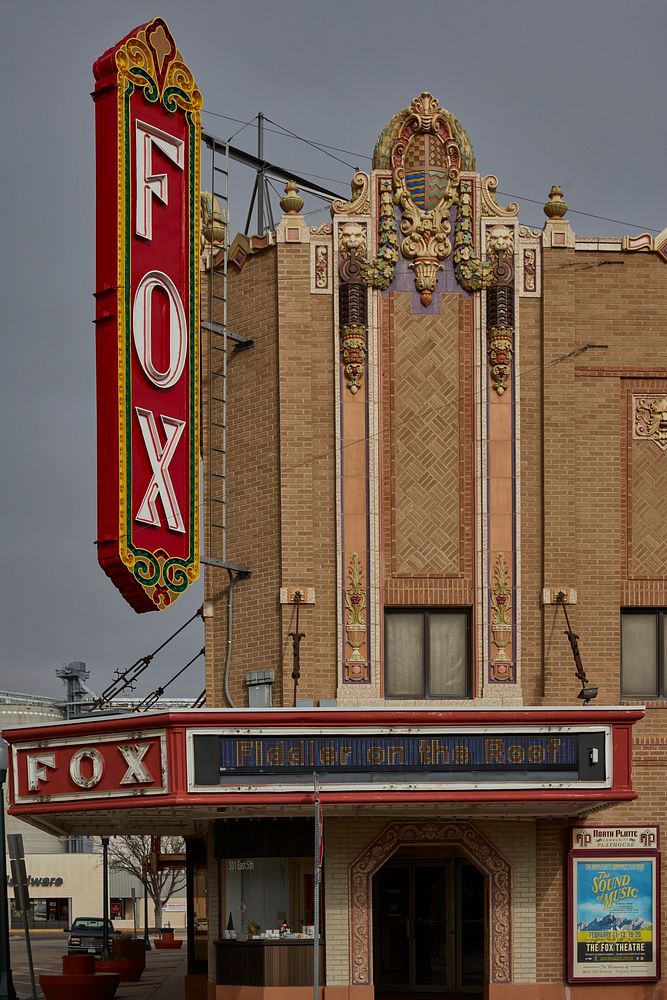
[{"left": 93, "top": 19, "right": 201, "bottom": 612}]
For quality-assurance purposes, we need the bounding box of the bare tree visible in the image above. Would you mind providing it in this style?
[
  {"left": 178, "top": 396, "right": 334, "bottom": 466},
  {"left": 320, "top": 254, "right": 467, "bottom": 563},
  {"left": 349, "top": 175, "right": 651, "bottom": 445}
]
[{"left": 102, "top": 835, "right": 186, "bottom": 931}]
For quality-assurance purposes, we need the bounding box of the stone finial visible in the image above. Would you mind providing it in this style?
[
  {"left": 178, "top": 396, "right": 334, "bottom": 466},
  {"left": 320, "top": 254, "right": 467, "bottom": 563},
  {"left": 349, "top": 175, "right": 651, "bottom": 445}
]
[
  {"left": 544, "top": 185, "right": 568, "bottom": 219},
  {"left": 280, "top": 180, "right": 304, "bottom": 216},
  {"left": 201, "top": 191, "right": 226, "bottom": 243}
]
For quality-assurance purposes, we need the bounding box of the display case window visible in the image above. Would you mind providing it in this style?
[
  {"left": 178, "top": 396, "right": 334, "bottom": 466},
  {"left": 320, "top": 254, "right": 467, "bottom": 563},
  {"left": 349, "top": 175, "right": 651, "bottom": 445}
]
[{"left": 223, "top": 857, "right": 317, "bottom": 939}]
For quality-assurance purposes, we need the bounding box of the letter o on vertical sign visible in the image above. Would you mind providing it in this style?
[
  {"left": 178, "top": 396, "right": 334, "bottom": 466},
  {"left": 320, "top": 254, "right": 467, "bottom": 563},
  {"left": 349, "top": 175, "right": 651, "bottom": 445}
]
[
  {"left": 133, "top": 270, "right": 188, "bottom": 389},
  {"left": 70, "top": 748, "right": 105, "bottom": 789}
]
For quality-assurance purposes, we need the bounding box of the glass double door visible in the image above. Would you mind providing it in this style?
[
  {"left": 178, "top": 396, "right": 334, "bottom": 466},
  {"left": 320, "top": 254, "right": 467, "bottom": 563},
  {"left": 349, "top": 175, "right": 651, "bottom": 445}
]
[{"left": 374, "top": 858, "right": 484, "bottom": 995}]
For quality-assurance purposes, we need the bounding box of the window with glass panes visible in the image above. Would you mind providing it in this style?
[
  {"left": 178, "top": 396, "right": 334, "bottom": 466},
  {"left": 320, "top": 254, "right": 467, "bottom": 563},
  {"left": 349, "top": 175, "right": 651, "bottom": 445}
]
[
  {"left": 384, "top": 609, "right": 470, "bottom": 699},
  {"left": 621, "top": 610, "right": 667, "bottom": 698}
]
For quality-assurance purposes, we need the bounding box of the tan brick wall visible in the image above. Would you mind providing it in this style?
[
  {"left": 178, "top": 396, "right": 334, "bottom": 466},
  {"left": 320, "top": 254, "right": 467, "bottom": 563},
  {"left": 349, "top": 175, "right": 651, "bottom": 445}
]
[
  {"left": 520, "top": 249, "right": 667, "bottom": 707},
  {"left": 477, "top": 821, "right": 536, "bottom": 984},
  {"left": 206, "top": 228, "right": 667, "bottom": 991},
  {"left": 323, "top": 816, "right": 388, "bottom": 985},
  {"left": 535, "top": 820, "right": 568, "bottom": 982},
  {"left": 517, "top": 297, "right": 543, "bottom": 702},
  {"left": 204, "top": 235, "right": 337, "bottom": 707},
  {"left": 204, "top": 248, "right": 283, "bottom": 707},
  {"left": 525, "top": 249, "right": 667, "bottom": 984},
  {"left": 276, "top": 241, "right": 337, "bottom": 705}
]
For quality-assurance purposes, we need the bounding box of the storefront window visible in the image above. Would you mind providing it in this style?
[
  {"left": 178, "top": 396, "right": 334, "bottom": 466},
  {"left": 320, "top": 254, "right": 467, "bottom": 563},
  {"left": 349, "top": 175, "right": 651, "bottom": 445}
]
[
  {"left": 12, "top": 898, "right": 71, "bottom": 929},
  {"left": 223, "top": 858, "right": 317, "bottom": 939}
]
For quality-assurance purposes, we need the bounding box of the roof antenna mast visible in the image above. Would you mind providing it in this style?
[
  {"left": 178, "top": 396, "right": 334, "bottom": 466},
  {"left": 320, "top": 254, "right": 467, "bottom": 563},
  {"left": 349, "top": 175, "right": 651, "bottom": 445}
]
[{"left": 244, "top": 113, "right": 275, "bottom": 236}]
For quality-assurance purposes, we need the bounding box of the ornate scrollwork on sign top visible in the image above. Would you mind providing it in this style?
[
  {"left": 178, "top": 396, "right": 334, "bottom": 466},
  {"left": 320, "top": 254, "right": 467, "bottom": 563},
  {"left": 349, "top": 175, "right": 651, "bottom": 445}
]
[{"left": 115, "top": 17, "right": 203, "bottom": 110}]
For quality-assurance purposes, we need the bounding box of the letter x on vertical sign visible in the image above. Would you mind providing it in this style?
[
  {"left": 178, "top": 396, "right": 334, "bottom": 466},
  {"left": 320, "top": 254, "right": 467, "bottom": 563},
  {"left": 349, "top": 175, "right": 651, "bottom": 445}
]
[{"left": 93, "top": 18, "right": 201, "bottom": 611}]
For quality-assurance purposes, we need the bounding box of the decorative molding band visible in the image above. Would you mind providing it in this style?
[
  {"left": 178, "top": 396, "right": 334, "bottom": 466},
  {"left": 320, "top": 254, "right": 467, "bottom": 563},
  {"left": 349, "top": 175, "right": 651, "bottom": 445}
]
[{"left": 575, "top": 369, "right": 667, "bottom": 379}]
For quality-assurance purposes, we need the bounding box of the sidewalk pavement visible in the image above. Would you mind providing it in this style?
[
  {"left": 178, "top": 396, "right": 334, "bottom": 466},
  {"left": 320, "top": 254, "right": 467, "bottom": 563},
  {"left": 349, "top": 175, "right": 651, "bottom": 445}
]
[{"left": 115, "top": 947, "right": 188, "bottom": 1000}]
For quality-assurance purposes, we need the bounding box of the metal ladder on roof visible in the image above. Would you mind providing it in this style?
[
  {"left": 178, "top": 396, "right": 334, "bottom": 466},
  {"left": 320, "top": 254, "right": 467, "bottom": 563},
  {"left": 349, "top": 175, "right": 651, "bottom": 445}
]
[{"left": 201, "top": 137, "right": 252, "bottom": 576}]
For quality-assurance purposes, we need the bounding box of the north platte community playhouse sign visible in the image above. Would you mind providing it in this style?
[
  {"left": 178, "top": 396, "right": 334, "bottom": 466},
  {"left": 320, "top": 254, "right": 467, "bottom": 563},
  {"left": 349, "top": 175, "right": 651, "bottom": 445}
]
[{"left": 93, "top": 18, "right": 201, "bottom": 612}]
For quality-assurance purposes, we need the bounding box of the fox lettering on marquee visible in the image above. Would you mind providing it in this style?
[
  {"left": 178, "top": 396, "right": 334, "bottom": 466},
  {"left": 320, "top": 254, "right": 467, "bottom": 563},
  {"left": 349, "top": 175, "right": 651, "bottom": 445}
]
[
  {"left": 24, "top": 742, "right": 157, "bottom": 794},
  {"left": 93, "top": 18, "right": 201, "bottom": 611}
]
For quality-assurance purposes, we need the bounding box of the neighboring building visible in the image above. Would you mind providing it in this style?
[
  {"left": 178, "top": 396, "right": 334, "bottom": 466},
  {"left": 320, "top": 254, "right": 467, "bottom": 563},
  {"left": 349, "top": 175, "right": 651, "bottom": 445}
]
[{"left": 6, "top": 93, "right": 667, "bottom": 1000}]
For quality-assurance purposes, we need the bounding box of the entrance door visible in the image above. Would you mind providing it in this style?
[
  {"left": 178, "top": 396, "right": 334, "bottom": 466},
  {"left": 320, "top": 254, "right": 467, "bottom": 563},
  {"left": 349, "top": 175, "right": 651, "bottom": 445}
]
[{"left": 374, "top": 857, "right": 484, "bottom": 996}]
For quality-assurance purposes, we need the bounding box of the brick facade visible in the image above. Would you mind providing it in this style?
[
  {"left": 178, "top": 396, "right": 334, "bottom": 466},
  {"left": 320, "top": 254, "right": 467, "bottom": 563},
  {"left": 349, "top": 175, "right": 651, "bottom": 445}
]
[{"left": 201, "top": 94, "right": 667, "bottom": 998}]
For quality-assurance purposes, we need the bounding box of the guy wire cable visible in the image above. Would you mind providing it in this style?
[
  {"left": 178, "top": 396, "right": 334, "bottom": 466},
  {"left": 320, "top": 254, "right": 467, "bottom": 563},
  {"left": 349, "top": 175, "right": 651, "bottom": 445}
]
[
  {"left": 93, "top": 606, "right": 203, "bottom": 708},
  {"left": 133, "top": 648, "right": 205, "bottom": 712}
]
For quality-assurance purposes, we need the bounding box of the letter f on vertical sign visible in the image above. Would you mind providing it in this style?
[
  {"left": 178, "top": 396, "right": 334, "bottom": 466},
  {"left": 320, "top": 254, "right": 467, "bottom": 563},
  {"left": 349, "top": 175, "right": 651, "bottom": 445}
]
[
  {"left": 135, "top": 407, "right": 186, "bottom": 532},
  {"left": 135, "top": 119, "right": 184, "bottom": 240}
]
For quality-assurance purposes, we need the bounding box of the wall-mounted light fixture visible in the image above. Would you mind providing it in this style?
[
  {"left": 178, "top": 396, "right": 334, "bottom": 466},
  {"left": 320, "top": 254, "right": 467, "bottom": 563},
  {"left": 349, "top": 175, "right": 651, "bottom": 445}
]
[{"left": 555, "top": 591, "right": 598, "bottom": 705}]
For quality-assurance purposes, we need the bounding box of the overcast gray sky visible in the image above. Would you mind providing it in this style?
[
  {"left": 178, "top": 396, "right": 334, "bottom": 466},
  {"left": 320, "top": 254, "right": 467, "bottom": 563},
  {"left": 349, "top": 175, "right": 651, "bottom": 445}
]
[{"left": 1, "top": 0, "right": 665, "bottom": 704}]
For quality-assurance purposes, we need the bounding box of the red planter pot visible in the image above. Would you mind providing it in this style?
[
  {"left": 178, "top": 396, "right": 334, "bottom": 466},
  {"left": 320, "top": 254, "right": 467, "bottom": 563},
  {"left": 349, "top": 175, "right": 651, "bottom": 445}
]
[
  {"left": 153, "top": 937, "right": 183, "bottom": 949},
  {"left": 62, "top": 955, "right": 96, "bottom": 975},
  {"left": 40, "top": 972, "right": 119, "bottom": 1000},
  {"left": 96, "top": 957, "right": 144, "bottom": 981},
  {"left": 115, "top": 937, "right": 146, "bottom": 968}
]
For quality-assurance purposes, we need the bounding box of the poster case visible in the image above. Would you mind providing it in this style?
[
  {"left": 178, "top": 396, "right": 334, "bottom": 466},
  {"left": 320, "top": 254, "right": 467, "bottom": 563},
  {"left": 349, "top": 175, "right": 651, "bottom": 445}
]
[{"left": 568, "top": 850, "right": 660, "bottom": 983}]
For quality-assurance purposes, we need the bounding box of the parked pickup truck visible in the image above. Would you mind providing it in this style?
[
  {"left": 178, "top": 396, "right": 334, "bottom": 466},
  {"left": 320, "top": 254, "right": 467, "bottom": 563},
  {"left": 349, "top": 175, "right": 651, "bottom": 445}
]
[{"left": 65, "top": 917, "right": 117, "bottom": 956}]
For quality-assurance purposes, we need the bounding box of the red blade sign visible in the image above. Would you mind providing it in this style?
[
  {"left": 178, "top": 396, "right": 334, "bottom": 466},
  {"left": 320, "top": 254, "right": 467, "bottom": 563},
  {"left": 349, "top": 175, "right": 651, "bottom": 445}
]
[{"left": 92, "top": 19, "right": 201, "bottom": 612}]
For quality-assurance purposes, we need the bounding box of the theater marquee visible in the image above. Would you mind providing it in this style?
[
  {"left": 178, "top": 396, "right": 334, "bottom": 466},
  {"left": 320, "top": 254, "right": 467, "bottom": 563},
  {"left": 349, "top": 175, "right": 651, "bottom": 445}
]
[
  {"left": 4, "top": 708, "right": 643, "bottom": 834},
  {"left": 92, "top": 18, "right": 201, "bottom": 612},
  {"left": 189, "top": 725, "right": 610, "bottom": 791}
]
